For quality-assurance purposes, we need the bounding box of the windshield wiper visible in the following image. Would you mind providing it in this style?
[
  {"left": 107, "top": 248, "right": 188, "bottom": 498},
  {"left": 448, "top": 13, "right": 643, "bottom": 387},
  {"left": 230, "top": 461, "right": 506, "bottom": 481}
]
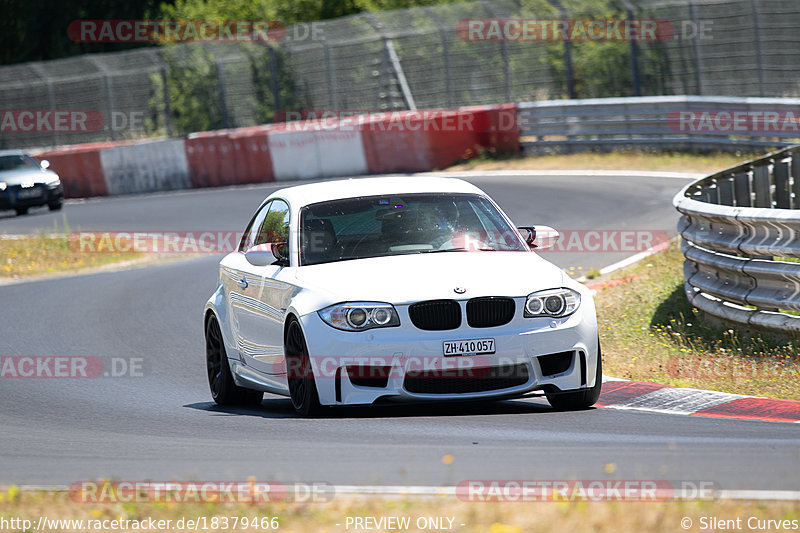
[{"left": 418, "top": 247, "right": 497, "bottom": 254}]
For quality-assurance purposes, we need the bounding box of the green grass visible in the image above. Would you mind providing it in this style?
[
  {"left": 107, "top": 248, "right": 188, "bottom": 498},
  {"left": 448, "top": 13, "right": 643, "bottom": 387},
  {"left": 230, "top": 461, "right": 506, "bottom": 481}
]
[
  {"left": 0, "top": 231, "right": 144, "bottom": 279},
  {"left": 1, "top": 488, "right": 799, "bottom": 533},
  {"left": 448, "top": 149, "right": 760, "bottom": 174},
  {"left": 585, "top": 269, "right": 601, "bottom": 280},
  {"left": 597, "top": 240, "right": 800, "bottom": 400}
]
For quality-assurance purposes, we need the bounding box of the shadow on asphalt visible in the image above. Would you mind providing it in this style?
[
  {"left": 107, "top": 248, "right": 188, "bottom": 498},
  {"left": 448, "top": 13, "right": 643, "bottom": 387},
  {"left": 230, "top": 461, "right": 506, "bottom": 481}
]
[
  {"left": 0, "top": 206, "right": 54, "bottom": 220},
  {"left": 183, "top": 397, "right": 587, "bottom": 419}
]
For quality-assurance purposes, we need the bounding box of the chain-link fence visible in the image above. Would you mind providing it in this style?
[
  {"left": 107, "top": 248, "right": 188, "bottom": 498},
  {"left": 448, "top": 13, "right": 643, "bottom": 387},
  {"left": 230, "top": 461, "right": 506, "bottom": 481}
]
[{"left": 1, "top": 0, "right": 799, "bottom": 149}]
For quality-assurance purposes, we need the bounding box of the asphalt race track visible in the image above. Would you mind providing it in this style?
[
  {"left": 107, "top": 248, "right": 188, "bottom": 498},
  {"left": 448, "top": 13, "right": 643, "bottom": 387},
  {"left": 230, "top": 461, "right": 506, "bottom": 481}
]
[{"left": 1, "top": 172, "right": 798, "bottom": 490}]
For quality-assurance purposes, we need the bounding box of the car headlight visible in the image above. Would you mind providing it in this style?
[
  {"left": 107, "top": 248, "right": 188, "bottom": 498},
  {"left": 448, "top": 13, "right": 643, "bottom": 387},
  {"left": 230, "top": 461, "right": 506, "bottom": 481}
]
[
  {"left": 524, "top": 288, "right": 580, "bottom": 318},
  {"left": 0, "top": 182, "right": 6, "bottom": 191},
  {"left": 318, "top": 302, "right": 400, "bottom": 331},
  {"left": 45, "top": 177, "right": 61, "bottom": 187}
]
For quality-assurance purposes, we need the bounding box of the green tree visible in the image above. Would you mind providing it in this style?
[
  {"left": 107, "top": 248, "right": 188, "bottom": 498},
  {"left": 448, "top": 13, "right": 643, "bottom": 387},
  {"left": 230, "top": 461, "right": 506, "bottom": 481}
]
[{"left": 0, "top": 0, "right": 169, "bottom": 64}]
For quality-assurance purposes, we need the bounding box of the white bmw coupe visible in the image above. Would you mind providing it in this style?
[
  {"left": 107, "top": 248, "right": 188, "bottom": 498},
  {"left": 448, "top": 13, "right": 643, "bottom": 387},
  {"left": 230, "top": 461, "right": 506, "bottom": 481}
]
[{"left": 204, "top": 177, "right": 601, "bottom": 415}]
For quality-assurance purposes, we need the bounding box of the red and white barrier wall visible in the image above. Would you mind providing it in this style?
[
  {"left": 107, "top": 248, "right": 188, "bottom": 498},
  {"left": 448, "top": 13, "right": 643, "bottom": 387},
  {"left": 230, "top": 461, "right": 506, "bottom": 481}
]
[
  {"left": 101, "top": 138, "right": 190, "bottom": 195},
  {"left": 269, "top": 128, "right": 368, "bottom": 181},
  {"left": 34, "top": 105, "right": 519, "bottom": 199}
]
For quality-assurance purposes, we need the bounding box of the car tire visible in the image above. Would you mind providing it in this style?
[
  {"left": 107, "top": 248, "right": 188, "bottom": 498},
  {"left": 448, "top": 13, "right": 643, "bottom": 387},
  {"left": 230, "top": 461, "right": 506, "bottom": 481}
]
[
  {"left": 285, "top": 317, "right": 325, "bottom": 417},
  {"left": 546, "top": 342, "right": 602, "bottom": 411},
  {"left": 205, "top": 315, "right": 263, "bottom": 406},
  {"left": 48, "top": 202, "right": 63, "bottom": 211},
  {"left": 15, "top": 207, "right": 28, "bottom": 216}
]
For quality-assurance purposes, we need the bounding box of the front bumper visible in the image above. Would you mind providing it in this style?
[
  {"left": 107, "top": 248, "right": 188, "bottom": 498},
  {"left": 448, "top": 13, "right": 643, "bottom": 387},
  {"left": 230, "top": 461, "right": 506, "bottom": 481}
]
[
  {"left": 299, "top": 297, "right": 599, "bottom": 406},
  {"left": 0, "top": 182, "right": 63, "bottom": 210}
]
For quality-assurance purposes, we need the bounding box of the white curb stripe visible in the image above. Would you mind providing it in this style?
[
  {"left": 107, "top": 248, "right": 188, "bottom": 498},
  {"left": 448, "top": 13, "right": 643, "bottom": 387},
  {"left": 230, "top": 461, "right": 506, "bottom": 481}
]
[{"left": 607, "top": 387, "right": 745, "bottom": 415}]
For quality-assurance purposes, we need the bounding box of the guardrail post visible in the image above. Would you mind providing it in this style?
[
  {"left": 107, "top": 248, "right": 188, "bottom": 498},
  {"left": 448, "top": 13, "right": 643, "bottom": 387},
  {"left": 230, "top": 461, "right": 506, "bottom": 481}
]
[
  {"left": 700, "top": 183, "right": 718, "bottom": 203},
  {"left": 733, "top": 171, "right": 752, "bottom": 207},
  {"left": 791, "top": 152, "right": 800, "bottom": 209},
  {"left": 718, "top": 176, "right": 735, "bottom": 206},
  {"left": 774, "top": 158, "right": 791, "bottom": 208},
  {"left": 752, "top": 164, "right": 772, "bottom": 208}
]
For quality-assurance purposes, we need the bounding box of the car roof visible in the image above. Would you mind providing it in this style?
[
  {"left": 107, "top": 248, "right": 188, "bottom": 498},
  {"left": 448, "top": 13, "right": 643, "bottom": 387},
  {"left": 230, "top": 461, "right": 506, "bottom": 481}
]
[{"left": 269, "top": 176, "right": 486, "bottom": 208}]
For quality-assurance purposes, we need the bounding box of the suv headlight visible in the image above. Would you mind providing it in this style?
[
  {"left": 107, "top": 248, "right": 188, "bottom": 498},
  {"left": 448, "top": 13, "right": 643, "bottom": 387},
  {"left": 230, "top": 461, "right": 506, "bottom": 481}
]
[
  {"left": 524, "top": 288, "right": 580, "bottom": 318},
  {"left": 318, "top": 302, "right": 400, "bottom": 331},
  {"left": 0, "top": 182, "right": 6, "bottom": 191},
  {"left": 45, "top": 176, "right": 61, "bottom": 187}
]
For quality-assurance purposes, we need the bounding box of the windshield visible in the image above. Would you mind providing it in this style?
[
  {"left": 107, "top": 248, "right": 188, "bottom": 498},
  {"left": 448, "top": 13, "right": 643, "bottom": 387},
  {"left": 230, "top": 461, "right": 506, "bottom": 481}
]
[
  {"left": 0, "top": 154, "right": 39, "bottom": 171},
  {"left": 299, "top": 193, "right": 527, "bottom": 266}
]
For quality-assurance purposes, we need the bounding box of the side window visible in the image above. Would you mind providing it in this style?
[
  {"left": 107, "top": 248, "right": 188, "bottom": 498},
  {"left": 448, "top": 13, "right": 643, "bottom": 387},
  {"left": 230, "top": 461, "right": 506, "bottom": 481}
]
[
  {"left": 254, "top": 199, "right": 290, "bottom": 246},
  {"left": 239, "top": 201, "right": 272, "bottom": 252}
]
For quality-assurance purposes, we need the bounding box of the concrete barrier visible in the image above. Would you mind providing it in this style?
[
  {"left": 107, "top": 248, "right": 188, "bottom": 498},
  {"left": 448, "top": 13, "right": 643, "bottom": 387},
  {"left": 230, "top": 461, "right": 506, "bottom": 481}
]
[
  {"left": 461, "top": 103, "right": 519, "bottom": 154},
  {"left": 30, "top": 104, "right": 520, "bottom": 198},
  {"left": 34, "top": 142, "right": 117, "bottom": 198},
  {"left": 229, "top": 126, "right": 275, "bottom": 185},
  {"left": 360, "top": 108, "right": 516, "bottom": 174},
  {"left": 361, "top": 112, "right": 437, "bottom": 174},
  {"left": 268, "top": 125, "right": 367, "bottom": 181},
  {"left": 184, "top": 130, "right": 237, "bottom": 188},
  {"left": 421, "top": 110, "right": 483, "bottom": 170},
  {"left": 100, "top": 138, "right": 190, "bottom": 195}
]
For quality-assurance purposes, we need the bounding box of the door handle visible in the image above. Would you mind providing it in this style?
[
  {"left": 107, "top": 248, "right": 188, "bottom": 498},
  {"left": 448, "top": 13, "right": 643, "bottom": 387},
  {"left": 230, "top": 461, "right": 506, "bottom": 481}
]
[{"left": 237, "top": 278, "right": 248, "bottom": 290}]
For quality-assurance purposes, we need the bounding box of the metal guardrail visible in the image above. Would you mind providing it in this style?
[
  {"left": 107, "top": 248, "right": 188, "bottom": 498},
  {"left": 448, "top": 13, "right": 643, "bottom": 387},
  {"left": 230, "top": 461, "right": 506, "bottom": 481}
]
[
  {"left": 519, "top": 96, "right": 800, "bottom": 153},
  {"left": 674, "top": 144, "right": 800, "bottom": 334}
]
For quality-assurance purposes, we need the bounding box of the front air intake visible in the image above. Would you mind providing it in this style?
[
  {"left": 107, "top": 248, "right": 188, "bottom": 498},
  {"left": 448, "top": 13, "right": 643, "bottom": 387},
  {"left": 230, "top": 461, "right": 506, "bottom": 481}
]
[
  {"left": 403, "top": 364, "right": 529, "bottom": 394},
  {"left": 537, "top": 351, "right": 574, "bottom": 377}
]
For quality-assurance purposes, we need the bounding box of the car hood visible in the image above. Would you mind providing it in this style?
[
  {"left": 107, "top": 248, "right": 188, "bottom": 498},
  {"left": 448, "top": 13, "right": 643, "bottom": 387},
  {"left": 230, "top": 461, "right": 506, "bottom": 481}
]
[
  {"left": 0, "top": 168, "right": 58, "bottom": 185},
  {"left": 295, "top": 251, "right": 567, "bottom": 304}
]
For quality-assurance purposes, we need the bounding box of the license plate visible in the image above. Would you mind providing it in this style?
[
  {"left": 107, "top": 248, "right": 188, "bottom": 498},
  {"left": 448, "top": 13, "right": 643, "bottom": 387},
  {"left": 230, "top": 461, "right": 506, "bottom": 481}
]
[
  {"left": 17, "top": 187, "right": 41, "bottom": 199},
  {"left": 443, "top": 338, "right": 495, "bottom": 356}
]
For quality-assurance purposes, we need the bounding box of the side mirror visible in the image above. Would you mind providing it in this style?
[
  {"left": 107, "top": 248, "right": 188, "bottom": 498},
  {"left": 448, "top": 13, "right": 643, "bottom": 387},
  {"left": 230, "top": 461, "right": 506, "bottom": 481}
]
[
  {"left": 517, "top": 226, "right": 559, "bottom": 250},
  {"left": 244, "top": 243, "right": 288, "bottom": 267},
  {"left": 40, "top": 160, "right": 50, "bottom": 170}
]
